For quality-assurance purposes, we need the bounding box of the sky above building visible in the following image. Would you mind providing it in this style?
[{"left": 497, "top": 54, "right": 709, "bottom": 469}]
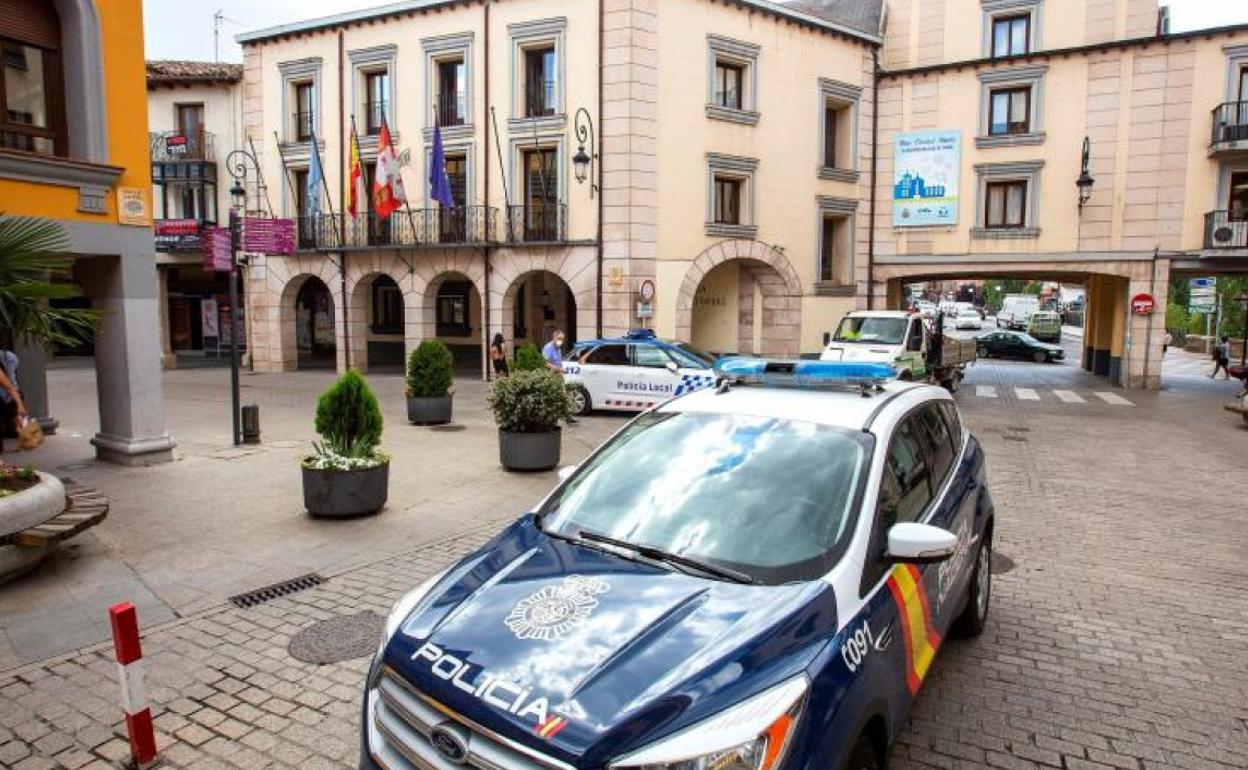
[{"left": 142, "top": 0, "right": 1248, "bottom": 63}]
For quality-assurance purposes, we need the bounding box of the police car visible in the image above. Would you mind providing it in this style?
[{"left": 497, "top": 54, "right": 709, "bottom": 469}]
[
  {"left": 363, "top": 360, "right": 994, "bottom": 770},
  {"left": 561, "top": 329, "right": 718, "bottom": 415}
]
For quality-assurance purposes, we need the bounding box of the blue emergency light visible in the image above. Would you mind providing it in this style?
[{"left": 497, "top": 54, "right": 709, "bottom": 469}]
[
  {"left": 714, "top": 358, "right": 897, "bottom": 390},
  {"left": 624, "top": 328, "right": 657, "bottom": 340}
]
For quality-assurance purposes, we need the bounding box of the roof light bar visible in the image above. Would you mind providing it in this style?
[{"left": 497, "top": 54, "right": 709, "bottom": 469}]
[{"left": 714, "top": 358, "right": 897, "bottom": 390}]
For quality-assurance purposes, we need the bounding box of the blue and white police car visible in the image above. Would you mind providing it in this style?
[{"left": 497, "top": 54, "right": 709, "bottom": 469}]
[
  {"left": 363, "top": 360, "right": 995, "bottom": 770},
  {"left": 561, "top": 330, "right": 718, "bottom": 415}
]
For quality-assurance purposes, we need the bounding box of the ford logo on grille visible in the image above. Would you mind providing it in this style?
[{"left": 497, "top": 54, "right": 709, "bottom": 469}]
[{"left": 430, "top": 723, "right": 469, "bottom": 765}]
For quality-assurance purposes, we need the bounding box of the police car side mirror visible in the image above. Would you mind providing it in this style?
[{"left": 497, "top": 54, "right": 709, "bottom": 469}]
[
  {"left": 665, "top": 361, "right": 679, "bottom": 374},
  {"left": 886, "top": 523, "right": 958, "bottom": 564},
  {"left": 557, "top": 465, "right": 578, "bottom": 482}
]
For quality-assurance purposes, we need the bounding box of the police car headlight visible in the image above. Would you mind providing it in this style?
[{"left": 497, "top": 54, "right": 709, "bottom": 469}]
[{"left": 610, "top": 676, "right": 806, "bottom": 770}]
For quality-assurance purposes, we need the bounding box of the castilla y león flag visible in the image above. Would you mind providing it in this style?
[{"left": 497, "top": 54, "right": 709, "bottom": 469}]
[{"left": 372, "top": 119, "right": 407, "bottom": 219}]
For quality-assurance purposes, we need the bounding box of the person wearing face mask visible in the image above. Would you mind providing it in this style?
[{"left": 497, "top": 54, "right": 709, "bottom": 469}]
[{"left": 541, "top": 329, "right": 577, "bottom": 424}]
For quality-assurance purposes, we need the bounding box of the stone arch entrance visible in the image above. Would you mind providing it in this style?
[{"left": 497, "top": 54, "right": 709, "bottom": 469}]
[
  {"left": 490, "top": 246, "right": 597, "bottom": 353},
  {"left": 423, "top": 271, "right": 485, "bottom": 375},
  {"left": 503, "top": 271, "right": 579, "bottom": 350},
  {"left": 283, "top": 275, "right": 336, "bottom": 370},
  {"left": 676, "top": 240, "right": 803, "bottom": 356},
  {"left": 347, "top": 272, "right": 409, "bottom": 372}
]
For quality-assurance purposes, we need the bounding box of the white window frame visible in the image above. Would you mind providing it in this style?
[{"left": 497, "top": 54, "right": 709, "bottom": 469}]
[
  {"left": 972, "top": 160, "right": 1043, "bottom": 239},
  {"left": 976, "top": 65, "right": 1046, "bottom": 148},
  {"left": 279, "top": 58, "right": 322, "bottom": 153},
  {"left": 706, "top": 153, "right": 758, "bottom": 238},
  {"left": 706, "top": 35, "right": 760, "bottom": 126},
  {"left": 509, "top": 18, "right": 567, "bottom": 132},
  {"left": 422, "top": 32, "right": 475, "bottom": 143},
  {"left": 816, "top": 196, "right": 858, "bottom": 293},
  {"left": 818, "top": 78, "right": 861, "bottom": 182},
  {"left": 981, "top": 0, "right": 1043, "bottom": 59},
  {"left": 349, "top": 45, "right": 398, "bottom": 154}
]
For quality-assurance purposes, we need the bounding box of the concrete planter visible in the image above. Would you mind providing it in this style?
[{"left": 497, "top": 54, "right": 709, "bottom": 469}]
[
  {"left": 302, "top": 463, "right": 389, "bottom": 518},
  {"left": 407, "top": 395, "right": 453, "bottom": 425},
  {"left": 0, "top": 472, "right": 65, "bottom": 539},
  {"left": 499, "top": 429, "right": 561, "bottom": 472}
]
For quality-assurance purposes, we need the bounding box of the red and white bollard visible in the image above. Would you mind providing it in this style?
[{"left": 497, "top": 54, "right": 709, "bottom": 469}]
[{"left": 109, "top": 602, "right": 158, "bottom": 767}]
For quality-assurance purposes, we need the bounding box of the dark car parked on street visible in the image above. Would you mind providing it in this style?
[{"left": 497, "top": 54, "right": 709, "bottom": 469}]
[{"left": 976, "top": 330, "right": 1065, "bottom": 363}]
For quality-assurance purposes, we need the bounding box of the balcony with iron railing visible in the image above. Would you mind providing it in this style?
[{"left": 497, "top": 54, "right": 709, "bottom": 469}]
[
  {"left": 433, "top": 92, "right": 467, "bottom": 127},
  {"left": 290, "top": 111, "right": 315, "bottom": 143},
  {"left": 506, "top": 202, "right": 565, "bottom": 243},
  {"left": 1210, "top": 101, "right": 1248, "bottom": 155},
  {"left": 150, "top": 129, "right": 216, "bottom": 162},
  {"left": 296, "top": 206, "right": 498, "bottom": 250},
  {"left": 523, "top": 81, "right": 557, "bottom": 118},
  {"left": 1204, "top": 211, "right": 1248, "bottom": 251}
]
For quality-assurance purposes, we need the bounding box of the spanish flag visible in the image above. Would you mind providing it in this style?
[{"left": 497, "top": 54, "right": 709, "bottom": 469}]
[
  {"left": 885, "top": 564, "right": 941, "bottom": 695},
  {"left": 348, "top": 119, "right": 366, "bottom": 220}
]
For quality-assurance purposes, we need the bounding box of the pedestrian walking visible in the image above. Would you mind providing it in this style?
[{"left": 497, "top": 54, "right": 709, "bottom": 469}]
[
  {"left": 541, "top": 329, "right": 577, "bottom": 424},
  {"left": 1210, "top": 336, "right": 1231, "bottom": 379},
  {"left": 0, "top": 351, "right": 28, "bottom": 455},
  {"left": 490, "top": 333, "right": 509, "bottom": 377},
  {"left": 1163, "top": 330, "right": 1172, "bottom": 355}
]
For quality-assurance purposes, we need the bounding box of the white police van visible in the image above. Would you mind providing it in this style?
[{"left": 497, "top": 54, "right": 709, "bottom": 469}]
[
  {"left": 363, "top": 359, "right": 995, "bottom": 770},
  {"left": 562, "top": 330, "right": 718, "bottom": 415}
]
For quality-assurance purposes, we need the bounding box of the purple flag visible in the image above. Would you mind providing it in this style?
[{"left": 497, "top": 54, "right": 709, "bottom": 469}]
[{"left": 429, "top": 124, "right": 455, "bottom": 209}]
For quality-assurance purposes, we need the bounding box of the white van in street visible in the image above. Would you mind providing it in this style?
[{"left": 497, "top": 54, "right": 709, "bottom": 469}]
[{"left": 997, "top": 294, "right": 1040, "bottom": 331}]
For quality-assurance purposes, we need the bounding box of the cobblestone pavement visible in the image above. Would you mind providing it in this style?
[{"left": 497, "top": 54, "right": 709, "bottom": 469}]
[{"left": 1, "top": 360, "right": 1246, "bottom": 770}]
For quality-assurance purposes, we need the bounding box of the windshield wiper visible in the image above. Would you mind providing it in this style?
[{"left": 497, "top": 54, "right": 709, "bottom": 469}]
[{"left": 577, "top": 530, "right": 754, "bottom": 584}]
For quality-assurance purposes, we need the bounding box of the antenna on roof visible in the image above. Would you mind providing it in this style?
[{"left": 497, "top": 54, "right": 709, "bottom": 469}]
[{"left": 213, "top": 10, "right": 244, "bottom": 63}]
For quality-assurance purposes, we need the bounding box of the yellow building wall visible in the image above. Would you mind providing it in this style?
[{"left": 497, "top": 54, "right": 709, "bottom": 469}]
[{"left": 0, "top": 0, "right": 153, "bottom": 223}]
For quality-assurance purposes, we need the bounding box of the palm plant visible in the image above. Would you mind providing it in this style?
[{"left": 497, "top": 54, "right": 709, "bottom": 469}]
[{"left": 0, "top": 214, "right": 98, "bottom": 349}]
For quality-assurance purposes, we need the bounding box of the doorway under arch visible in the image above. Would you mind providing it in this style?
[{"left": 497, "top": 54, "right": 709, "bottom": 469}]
[
  {"left": 351, "top": 273, "right": 406, "bottom": 372},
  {"left": 423, "top": 271, "right": 485, "bottom": 374},
  {"left": 505, "top": 271, "right": 578, "bottom": 351},
  {"left": 293, "top": 276, "right": 336, "bottom": 370}
]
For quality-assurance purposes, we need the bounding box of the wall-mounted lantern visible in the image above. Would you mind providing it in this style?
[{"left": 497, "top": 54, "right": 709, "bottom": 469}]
[{"left": 1076, "top": 136, "right": 1095, "bottom": 212}]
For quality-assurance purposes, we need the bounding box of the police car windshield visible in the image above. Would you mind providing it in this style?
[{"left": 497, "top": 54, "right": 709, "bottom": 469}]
[
  {"left": 673, "top": 343, "right": 715, "bottom": 366},
  {"left": 833, "top": 317, "right": 908, "bottom": 345},
  {"left": 540, "top": 412, "right": 870, "bottom": 584}
]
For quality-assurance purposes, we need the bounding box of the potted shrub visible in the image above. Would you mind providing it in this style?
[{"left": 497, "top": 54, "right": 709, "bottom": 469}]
[
  {"left": 0, "top": 462, "right": 67, "bottom": 582},
  {"left": 513, "top": 343, "right": 547, "bottom": 372},
  {"left": 406, "top": 340, "right": 454, "bottom": 425},
  {"left": 488, "top": 370, "right": 572, "bottom": 471},
  {"left": 301, "top": 369, "right": 389, "bottom": 517}
]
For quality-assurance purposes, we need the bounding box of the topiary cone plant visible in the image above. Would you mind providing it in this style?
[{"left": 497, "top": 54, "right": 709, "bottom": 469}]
[
  {"left": 488, "top": 369, "right": 572, "bottom": 471},
  {"left": 405, "top": 340, "right": 455, "bottom": 425},
  {"left": 302, "top": 369, "right": 389, "bottom": 517}
]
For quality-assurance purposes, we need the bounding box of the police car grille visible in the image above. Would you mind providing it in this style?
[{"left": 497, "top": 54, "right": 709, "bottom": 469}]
[{"left": 372, "top": 669, "right": 567, "bottom": 770}]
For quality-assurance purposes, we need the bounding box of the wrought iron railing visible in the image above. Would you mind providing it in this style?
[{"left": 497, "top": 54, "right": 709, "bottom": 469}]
[
  {"left": 1211, "top": 101, "right": 1248, "bottom": 147},
  {"left": 1204, "top": 210, "right": 1248, "bottom": 250},
  {"left": 506, "top": 202, "right": 565, "bottom": 242},
  {"left": 524, "top": 81, "right": 556, "bottom": 118},
  {"left": 434, "top": 92, "right": 467, "bottom": 126},
  {"left": 149, "top": 129, "right": 215, "bottom": 161},
  {"left": 291, "top": 111, "right": 315, "bottom": 142},
  {"left": 295, "top": 206, "right": 498, "bottom": 250}
]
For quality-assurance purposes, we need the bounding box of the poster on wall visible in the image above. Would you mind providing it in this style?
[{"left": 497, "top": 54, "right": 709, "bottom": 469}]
[
  {"left": 201, "top": 299, "right": 219, "bottom": 338},
  {"left": 892, "top": 130, "right": 960, "bottom": 227}
]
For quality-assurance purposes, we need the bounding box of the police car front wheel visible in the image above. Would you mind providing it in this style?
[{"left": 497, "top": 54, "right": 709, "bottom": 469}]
[
  {"left": 954, "top": 534, "right": 991, "bottom": 638},
  {"left": 844, "top": 735, "right": 880, "bottom": 770}
]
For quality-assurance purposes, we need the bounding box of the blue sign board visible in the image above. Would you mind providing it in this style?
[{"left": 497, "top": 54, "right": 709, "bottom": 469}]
[
  {"left": 1189, "top": 277, "right": 1216, "bottom": 289},
  {"left": 893, "top": 130, "right": 960, "bottom": 227}
]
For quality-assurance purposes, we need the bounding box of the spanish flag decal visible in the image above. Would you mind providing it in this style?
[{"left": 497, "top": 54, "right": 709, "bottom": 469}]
[
  {"left": 885, "top": 564, "right": 942, "bottom": 695},
  {"left": 536, "top": 715, "right": 568, "bottom": 740}
]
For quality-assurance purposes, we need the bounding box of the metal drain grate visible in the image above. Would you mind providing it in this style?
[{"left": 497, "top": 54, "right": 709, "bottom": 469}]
[
  {"left": 229, "top": 573, "right": 325, "bottom": 608},
  {"left": 430, "top": 424, "right": 466, "bottom": 432}
]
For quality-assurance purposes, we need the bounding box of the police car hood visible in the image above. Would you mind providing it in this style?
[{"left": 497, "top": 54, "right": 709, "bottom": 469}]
[{"left": 382, "top": 516, "right": 837, "bottom": 766}]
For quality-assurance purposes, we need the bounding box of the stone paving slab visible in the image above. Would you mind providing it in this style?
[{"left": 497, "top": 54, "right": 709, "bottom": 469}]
[{"left": 1, "top": 361, "right": 1246, "bottom": 769}]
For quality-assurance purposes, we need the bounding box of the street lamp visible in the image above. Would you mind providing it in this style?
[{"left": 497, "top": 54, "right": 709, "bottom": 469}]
[
  {"left": 224, "top": 149, "right": 259, "bottom": 446},
  {"left": 572, "top": 107, "right": 597, "bottom": 197},
  {"left": 1076, "top": 136, "right": 1095, "bottom": 211}
]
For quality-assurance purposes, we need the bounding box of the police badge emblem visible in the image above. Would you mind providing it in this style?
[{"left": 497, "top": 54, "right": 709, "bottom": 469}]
[{"left": 504, "top": 575, "right": 610, "bottom": 641}]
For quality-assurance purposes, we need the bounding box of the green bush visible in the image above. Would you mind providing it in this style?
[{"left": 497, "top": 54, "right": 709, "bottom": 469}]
[
  {"left": 513, "top": 343, "right": 546, "bottom": 372},
  {"left": 488, "top": 370, "right": 571, "bottom": 433},
  {"left": 406, "top": 340, "right": 454, "bottom": 398},
  {"left": 314, "top": 369, "right": 384, "bottom": 457}
]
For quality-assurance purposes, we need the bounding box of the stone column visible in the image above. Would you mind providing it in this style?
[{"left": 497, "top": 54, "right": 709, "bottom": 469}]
[
  {"left": 13, "top": 340, "right": 57, "bottom": 435},
  {"left": 1108, "top": 277, "right": 1127, "bottom": 385},
  {"left": 157, "top": 265, "right": 176, "bottom": 370},
  {"left": 79, "top": 254, "right": 176, "bottom": 465}
]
